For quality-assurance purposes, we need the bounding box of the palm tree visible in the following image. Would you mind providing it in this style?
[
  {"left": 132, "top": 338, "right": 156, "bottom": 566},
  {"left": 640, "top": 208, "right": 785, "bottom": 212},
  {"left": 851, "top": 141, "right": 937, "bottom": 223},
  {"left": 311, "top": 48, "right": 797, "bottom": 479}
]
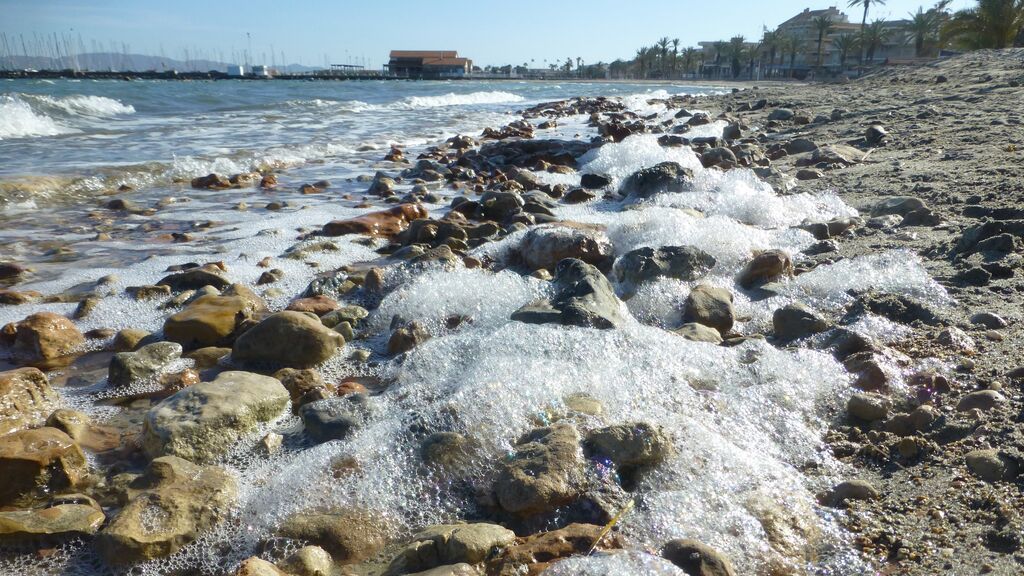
[
  {"left": 712, "top": 40, "right": 726, "bottom": 78},
  {"left": 656, "top": 37, "right": 670, "bottom": 76},
  {"left": 832, "top": 33, "right": 860, "bottom": 68},
  {"left": 944, "top": 0, "right": 1024, "bottom": 49},
  {"left": 725, "top": 36, "right": 747, "bottom": 79},
  {"left": 906, "top": 7, "right": 936, "bottom": 56},
  {"left": 812, "top": 15, "right": 836, "bottom": 69},
  {"left": 671, "top": 38, "right": 680, "bottom": 75},
  {"left": 783, "top": 34, "right": 802, "bottom": 78},
  {"left": 861, "top": 20, "right": 892, "bottom": 62},
  {"left": 848, "top": 0, "right": 887, "bottom": 65},
  {"left": 681, "top": 47, "right": 697, "bottom": 77},
  {"left": 634, "top": 47, "right": 647, "bottom": 79},
  {"left": 762, "top": 29, "right": 781, "bottom": 78}
]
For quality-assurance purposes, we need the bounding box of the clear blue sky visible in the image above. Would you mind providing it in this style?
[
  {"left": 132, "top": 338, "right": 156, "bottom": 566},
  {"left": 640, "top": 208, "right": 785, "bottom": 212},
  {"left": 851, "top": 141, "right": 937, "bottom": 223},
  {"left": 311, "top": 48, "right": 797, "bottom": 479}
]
[{"left": 1, "top": 0, "right": 975, "bottom": 68}]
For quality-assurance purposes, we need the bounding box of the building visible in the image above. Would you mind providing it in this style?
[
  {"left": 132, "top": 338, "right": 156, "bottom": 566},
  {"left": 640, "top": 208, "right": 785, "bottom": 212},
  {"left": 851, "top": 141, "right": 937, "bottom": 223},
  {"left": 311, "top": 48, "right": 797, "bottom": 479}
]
[{"left": 386, "top": 51, "right": 472, "bottom": 78}]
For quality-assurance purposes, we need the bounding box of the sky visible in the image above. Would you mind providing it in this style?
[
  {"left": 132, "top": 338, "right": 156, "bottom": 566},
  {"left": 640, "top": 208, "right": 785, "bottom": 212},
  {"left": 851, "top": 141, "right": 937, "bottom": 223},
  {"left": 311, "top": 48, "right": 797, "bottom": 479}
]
[{"left": 1, "top": 0, "right": 976, "bottom": 69}]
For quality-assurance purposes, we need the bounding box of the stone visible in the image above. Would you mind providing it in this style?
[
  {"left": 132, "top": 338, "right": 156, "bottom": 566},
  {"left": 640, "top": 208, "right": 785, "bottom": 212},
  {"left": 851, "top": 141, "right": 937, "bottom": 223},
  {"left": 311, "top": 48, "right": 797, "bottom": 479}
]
[
  {"left": 407, "top": 564, "right": 480, "bottom": 576},
  {"left": 580, "top": 173, "right": 611, "bottom": 189},
  {"left": 737, "top": 250, "right": 792, "bottom": 289},
  {"left": 388, "top": 321, "right": 431, "bottom": 355},
  {"left": 142, "top": 371, "right": 289, "bottom": 463},
  {"left": 784, "top": 138, "right": 818, "bottom": 154},
  {"left": 767, "top": 108, "right": 794, "bottom": 121},
  {"left": 191, "top": 173, "right": 231, "bottom": 189},
  {"left": 323, "top": 204, "right": 428, "bottom": 237},
  {"left": 865, "top": 124, "right": 888, "bottom": 144},
  {"left": 46, "top": 409, "right": 120, "bottom": 452},
  {"left": 585, "top": 422, "right": 673, "bottom": 468},
  {"left": 662, "top": 538, "right": 737, "bottom": 576},
  {"left": 966, "top": 449, "right": 1019, "bottom": 483},
  {"left": 112, "top": 328, "right": 149, "bottom": 351},
  {"left": 871, "top": 197, "right": 926, "bottom": 218},
  {"left": 386, "top": 523, "right": 516, "bottom": 575},
  {"left": 0, "top": 427, "right": 88, "bottom": 506},
  {"left": 0, "top": 262, "right": 26, "bottom": 280},
  {"left": 0, "top": 502, "right": 105, "bottom": 541},
  {"left": 936, "top": 327, "right": 975, "bottom": 350},
  {"left": 487, "top": 524, "right": 622, "bottom": 576},
  {"left": 274, "top": 368, "right": 326, "bottom": 405},
  {"left": 495, "top": 423, "right": 584, "bottom": 515},
  {"left": 824, "top": 480, "right": 879, "bottom": 507},
  {"left": 185, "top": 346, "right": 231, "bottom": 369},
  {"left": 278, "top": 509, "right": 390, "bottom": 563},
  {"left": 796, "top": 169, "right": 822, "bottom": 181},
  {"left": 108, "top": 341, "right": 183, "bottom": 388},
  {"left": 300, "top": 395, "right": 371, "bottom": 443},
  {"left": 614, "top": 246, "right": 716, "bottom": 292},
  {"left": 157, "top": 267, "right": 230, "bottom": 291},
  {"left": 847, "top": 393, "right": 890, "bottom": 422},
  {"left": 0, "top": 367, "right": 56, "bottom": 436},
  {"left": 233, "top": 311, "right": 345, "bottom": 368},
  {"left": 772, "top": 303, "right": 829, "bottom": 341},
  {"left": 563, "top": 188, "right": 597, "bottom": 204},
  {"left": 320, "top": 305, "right": 369, "bottom": 329},
  {"left": 97, "top": 456, "right": 237, "bottom": 563},
  {"left": 956, "top": 390, "right": 1007, "bottom": 412},
  {"left": 279, "top": 545, "right": 334, "bottom": 576},
  {"left": 519, "top": 224, "right": 613, "bottom": 271},
  {"left": 619, "top": 162, "right": 694, "bottom": 199},
  {"left": 9, "top": 312, "right": 84, "bottom": 363},
  {"left": 682, "top": 285, "right": 734, "bottom": 336},
  {"left": 163, "top": 295, "right": 251, "bottom": 348},
  {"left": 701, "top": 147, "right": 737, "bottom": 168},
  {"left": 673, "top": 322, "right": 723, "bottom": 344},
  {"left": 512, "top": 259, "right": 624, "bottom": 329},
  {"left": 287, "top": 295, "right": 340, "bottom": 316},
  {"left": 235, "top": 557, "right": 288, "bottom": 576}
]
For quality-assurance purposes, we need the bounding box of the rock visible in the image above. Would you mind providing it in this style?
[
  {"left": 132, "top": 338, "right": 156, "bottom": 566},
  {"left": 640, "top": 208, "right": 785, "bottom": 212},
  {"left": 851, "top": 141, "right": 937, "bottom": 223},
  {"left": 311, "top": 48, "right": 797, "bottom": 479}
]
[
  {"left": 796, "top": 169, "right": 822, "bottom": 181},
  {"left": 966, "top": 449, "right": 1019, "bottom": 483},
  {"left": 673, "top": 323, "right": 723, "bottom": 344},
  {"left": 185, "top": 346, "right": 231, "bottom": 369},
  {"left": 969, "top": 311, "right": 1004, "bottom": 329},
  {"left": 681, "top": 285, "right": 734, "bottom": 336},
  {"left": 0, "top": 427, "right": 88, "bottom": 506},
  {"left": 884, "top": 405, "right": 939, "bottom": 436},
  {"left": 97, "top": 456, "right": 237, "bottom": 563},
  {"left": 320, "top": 305, "right": 369, "bottom": 329},
  {"left": 46, "top": 409, "right": 120, "bottom": 452},
  {"left": 662, "top": 539, "right": 737, "bottom": 576},
  {"left": 368, "top": 171, "right": 396, "bottom": 196},
  {"left": 388, "top": 321, "right": 431, "bottom": 355},
  {"left": 585, "top": 422, "right": 673, "bottom": 468},
  {"left": 519, "top": 224, "right": 613, "bottom": 271},
  {"left": 0, "top": 501, "right": 105, "bottom": 541},
  {"left": 512, "top": 259, "right": 624, "bottom": 329},
  {"left": 279, "top": 545, "right": 334, "bottom": 576},
  {"left": 386, "top": 523, "right": 516, "bottom": 575},
  {"left": 563, "top": 188, "right": 597, "bottom": 204},
  {"left": 8, "top": 312, "right": 84, "bottom": 363},
  {"left": 737, "top": 250, "right": 792, "bottom": 289},
  {"left": 191, "top": 173, "right": 231, "bottom": 189},
  {"left": 809, "top": 144, "right": 863, "bottom": 166},
  {"left": 300, "top": 395, "right": 371, "bottom": 443},
  {"left": 287, "top": 295, "right": 340, "bottom": 316},
  {"left": 142, "top": 371, "right": 289, "bottom": 463},
  {"left": 956, "top": 390, "right": 1007, "bottom": 412},
  {"left": 157, "top": 268, "right": 230, "bottom": 291},
  {"left": 767, "top": 108, "right": 794, "bottom": 121},
  {"left": 701, "top": 147, "right": 737, "bottom": 168},
  {"left": 108, "top": 341, "right": 183, "bottom": 388},
  {"left": 487, "top": 524, "right": 622, "bottom": 576},
  {"left": 580, "top": 173, "right": 611, "bottom": 189},
  {"left": 278, "top": 509, "right": 390, "bottom": 563},
  {"left": 112, "top": 328, "right": 149, "bottom": 351},
  {"left": 614, "top": 246, "right": 716, "bottom": 292},
  {"left": 785, "top": 138, "right": 818, "bottom": 154},
  {"left": 0, "top": 367, "right": 57, "bottom": 436},
  {"left": 0, "top": 262, "right": 26, "bottom": 280},
  {"left": 233, "top": 311, "right": 345, "bottom": 368},
  {"left": 619, "top": 162, "right": 694, "bottom": 199},
  {"left": 871, "top": 197, "right": 926, "bottom": 218},
  {"left": 722, "top": 122, "right": 742, "bottom": 140},
  {"left": 407, "top": 564, "right": 480, "bottom": 576},
  {"left": 847, "top": 393, "right": 890, "bottom": 422},
  {"left": 936, "top": 326, "right": 975, "bottom": 350},
  {"left": 824, "top": 480, "right": 879, "bottom": 507},
  {"left": 274, "top": 368, "right": 326, "bottom": 406},
  {"left": 495, "top": 423, "right": 584, "bottom": 515},
  {"left": 235, "top": 557, "right": 288, "bottom": 576},
  {"left": 322, "top": 204, "right": 428, "bottom": 237},
  {"left": 865, "top": 124, "right": 888, "bottom": 144},
  {"left": 772, "top": 303, "right": 829, "bottom": 341},
  {"left": 163, "top": 295, "right": 251, "bottom": 348}
]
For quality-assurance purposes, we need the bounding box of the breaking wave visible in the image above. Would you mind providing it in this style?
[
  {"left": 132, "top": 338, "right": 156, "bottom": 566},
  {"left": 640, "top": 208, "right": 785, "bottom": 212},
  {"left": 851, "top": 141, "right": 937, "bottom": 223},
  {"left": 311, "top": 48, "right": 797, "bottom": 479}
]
[{"left": 0, "top": 93, "right": 135, "bottom": 140}]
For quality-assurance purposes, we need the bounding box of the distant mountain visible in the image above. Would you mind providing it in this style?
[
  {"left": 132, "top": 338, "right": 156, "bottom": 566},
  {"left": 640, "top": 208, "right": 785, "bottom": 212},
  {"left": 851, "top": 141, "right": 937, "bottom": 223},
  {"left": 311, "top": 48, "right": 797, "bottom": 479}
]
[{"left": 2, "top": 53, "right": 321, "bottom": 73}]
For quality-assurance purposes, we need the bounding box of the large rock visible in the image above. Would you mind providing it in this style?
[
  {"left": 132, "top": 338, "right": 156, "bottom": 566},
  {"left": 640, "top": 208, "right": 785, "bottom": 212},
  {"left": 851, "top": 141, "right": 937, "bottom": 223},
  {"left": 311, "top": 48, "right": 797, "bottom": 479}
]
[
  {"left": 519, "top": 224, "right": 613, "bottom": 271},
  {"left": 300, "top": 395, "right": 371, "bottom": 443},
  {"left": 8, "top": 312, "right": 84, "bottom": 363},
  {"left": 143, "top": 371, "right": 289, "bottom": 463},
  {"left": 97, "top": 456, "right": 237, "bottom": 563},
  {"left": 673, "top": 323, "right": 724, "bottom": 344},
  {"left": 682, "top": 285, "right": 734, "bottom": 336},
  {"left": 772, "top": 303, "right": 829, "bottom": 341},
  {"left": 614, "top": 246, "right": 716, "bottom": 292},
  {"left": 322, "top": 204, "right": 428, "bottom": 237},
  {"left": 662, "top": 539, "right": 737, "bottom": 576},
  {"left": 494, "top": 423, "right": 585, "bottom": 515},
  {"left": 386, "top": 523, "right": 516, "bottom": 575},
  {"left": 157, "top": 267, "right": 230, "bottom": 291},
  {"left": 0, "top": 501, "right": 105, "bottom": 541},
  {"left": 0, "top": 427, "right": 88, "bottom": 506},
  {"left": 232, "top": 311, "right": 345, "bottom": 368},
  {"left": 585, "top": 422, "right": 673, "bottom": 468},
  {"left": 486, "top": 523, "right": 623, "bottom": 576},
  {"left": 965, "top": 449, "right": 1019, "bottom": 483},
  {"left": 737, "top": 250, "right": 792, "bottom": 289},
  {"left": 511, "top": 259, "right": 624, "bottom": 329},
  {"left": 0, "top": 367, "right": 57, "bottom": 436},
  {"left": 163, "top": 295, "right": 251, "bottom": 348},
  {"left": 278, "top": 509, "right": 391, "bottom": 563},
  {"left": 871, "top": 196, "right": 927, "bottom": 218},
  {"left": 108, "top": 341, "right": 183, "bottom": 388},
  {"left": 619, "top": 162, "right": 695, "bottom": 199}
]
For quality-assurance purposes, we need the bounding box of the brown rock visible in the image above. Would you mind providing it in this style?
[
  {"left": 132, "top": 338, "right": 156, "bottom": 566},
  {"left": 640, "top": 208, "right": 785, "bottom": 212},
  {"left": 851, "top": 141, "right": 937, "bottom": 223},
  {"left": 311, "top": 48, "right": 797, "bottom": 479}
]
[
  {"left": 0, "top": 427, "right": 88, "bottom": 506},
  {"left": 9, "top": 312, "right": 85, "bottom": 363},
  {"left": 0, "top": 367, "right": 57, "bottom": 436},
  {"left": 737, "top": 250, "right": 792, "bottom": 289},
  {"left": 662, "top": 539, "right": 737, "bottom": 576},
  {"left": 163, "top": 295, "right": 250, "bottom": 348},
  {"left": 322, "top": 204, "right": 428, "bottom": 237},
  {"left": 487, "top": 524, "right": 623, "bottom": 576},
  {"left": 278, "top": 509, "right": 391, "bottom": 563},
  {"left": 682, "top": 285, "right": 734, "bottom": 335},
  {"left": 287, "top": 296, "right": 340, "bottom": 316}
]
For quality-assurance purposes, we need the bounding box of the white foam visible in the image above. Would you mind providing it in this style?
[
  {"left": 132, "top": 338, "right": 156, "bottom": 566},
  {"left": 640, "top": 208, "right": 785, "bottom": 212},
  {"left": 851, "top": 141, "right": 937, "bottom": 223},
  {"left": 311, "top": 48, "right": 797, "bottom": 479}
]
[
  {"left": 0, "top": 94, "right": 76, "bottom": 139},
  {"left": 578, "top": 134, "right": 702, "bottom": 185},
  {"left": 395, "top": 91, "right": 525, "bottom": 109}
]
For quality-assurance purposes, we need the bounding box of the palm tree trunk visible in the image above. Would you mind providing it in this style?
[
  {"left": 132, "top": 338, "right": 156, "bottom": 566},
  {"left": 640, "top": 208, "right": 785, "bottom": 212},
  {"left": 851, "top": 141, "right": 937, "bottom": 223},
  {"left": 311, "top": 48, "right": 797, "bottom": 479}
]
[{"left": 858, "top": 3, "right": 868, "bottom": 66}]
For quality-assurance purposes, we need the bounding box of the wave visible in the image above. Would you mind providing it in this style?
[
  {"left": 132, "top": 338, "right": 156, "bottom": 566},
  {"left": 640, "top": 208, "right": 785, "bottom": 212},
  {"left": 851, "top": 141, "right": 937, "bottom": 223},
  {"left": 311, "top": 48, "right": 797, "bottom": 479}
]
[
  {"left": 0, "top": 93, "right": 134, "bottom": 140},
  {"left": 0, "top": 95, "right": 77, "bottom": 139},
  {"left": 394, "top": 90, "right": 525, "bottom": 109}
]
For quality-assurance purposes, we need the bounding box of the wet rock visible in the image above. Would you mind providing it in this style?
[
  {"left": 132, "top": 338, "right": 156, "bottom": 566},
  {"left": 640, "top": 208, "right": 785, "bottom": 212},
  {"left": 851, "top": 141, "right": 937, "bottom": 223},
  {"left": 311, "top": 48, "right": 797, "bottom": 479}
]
[
  {"left": 97, "top": 456, "right": 237, "bottom": 563},
  {"left": 847, "top": 393, "right": 890, "bottom": 422},
  {"left": 512, "top": 259, "right": 624, "bottom": 329},
  {"left": 184, "top": 346, "right": 230, "bottom": 369},
  {"left": 108, "top": 341, "right": 183, "bottom": 388},
  {"left": 965, "top": 449, "right": 1019, "bottom": 482},
  {"left": 487, "top": 523, "right": 622, "bottom": 576},
  {"left": 7, "top": 312, "right": 84, "bottom": 363},
  {"left": 257, "top": 268, "right": 284, "bottom": 285},
  {"left": 388, "top": 320, "right": 431, "bottom": 355},
  {"left": 300, "top": 395, "right": 370, "bottom": 443},
  {"left": 0, "top": 367, "right": 56, "bottom": 436},
  {"left": 701, "top": 147, "right": 737, "bottom": 169},
  {"left": 737, "top": 250, "right": 792, "bottom": 289},
  {"left": 796, "top": 169, "right": 822, "bottom": 181},
  {"left": 142, "top": 371, "right": 289, "bottom": 463},
  {"left": 163, "top": 295, "right": 252, "bottom": 348},
  {"left": 320, "top": 305, "right": 369, "bottom": 329},
  {"left": 0, "top": 262, "right": 26, "bottom": 281},
  {"left": 112, "top": 328, "right": 149, "bottom": 352},
  {"left": 279, "top": 545, "right": 334, "bottom": 576},
  {"left": 519, "top": 223, "right": 613, "bottom": 271},
  {"left": 235, "top": 557, "right": 288, "bottom": 576},
  {"left": 936, "top": 326, "right": 975, "bottom": 350},
  {"left": 662, "top": 538, "right": 737, "bottom": 576},
  {"left": 0, "top": 427, "right": 88, "bottom": 506},
  {"left": 785, "top": 138, "right": 818, "bottom": 154},
  {"left": 157, "top": 267, "right": 230, "bottom": 291},
  {"left": 278, "top": 509, "right": 390, "bottom": 563},
  {"left": 126, "top": 284, "right": 173, "bottom": 300},
  {"left": 580, "top": 173, "right": 611, "bottom": 189},
  {"left": 273, "top": 368, "right": 326, "bottom": 406},
  {"left": 386, "top": 523, "right": 516, "bottom": 575},
  {"left": 45, "top": 409, "right": 120, "bottom": 452},
  {"left": 495, "top": 423, "right": 584, "bottom": 515},
  {"left": 619, "top": 162, "right": 694, "bottom": 199},
  {"left": 0, "top": 501, "right": 105, "bottom": 541},
  {"left": 563, "top": 188, "right": 596, "bottom": 204},
  {"left": 585, "top": 422, "right": 673, "bottom": 468},
  {"left": 479, "top": 191, "right": 524, "bottom": 221},
  {"left": 406, "top": 564, "right": 480, "bottom": 576},
  {"left": 682, "top": 285, "right": 734, "bottom": 336},
  {"left": 846, "top": 292, "right": 941, "bottom": 326},
  {"left": 956, "top": 390, "right": 1007, "bottom": 412},
  {"left": 322, "top": 204, "right": 428, "bottom": 237},
  {"left": 824, "top": 480, "right": 879, "bottom": 507},
  {"left": 673, "top": 322, "right": 723, "bottom": 344},
  {"left": 287, "top": 295, "right": 340, "bottom": 316},
  {"left": 614, "top": 246, "right": 716, "bottom": 292},
  {"left": 191, "top": 173, "right": 231, "bottom": 190},
  {"left": 233, "top": 311, "right": 345, "bottom": 368},
  {"left": 772, "top": 303, "right": 829, "bottom": 341}
]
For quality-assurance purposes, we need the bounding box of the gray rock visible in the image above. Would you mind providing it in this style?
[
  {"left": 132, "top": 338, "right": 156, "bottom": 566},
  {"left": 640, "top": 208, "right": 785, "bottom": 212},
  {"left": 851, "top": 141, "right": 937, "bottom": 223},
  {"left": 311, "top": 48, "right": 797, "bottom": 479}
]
[
  {"left": 956, "top": 390, "right": 1007, "bottom": 412},
  {"left": 512, "top": 259, "right": 624, "bottom": 329},
  {"left": 865, "top": 124, "right": 888, "bottom": 144},
  {"left": 785, "top": 138, "right": 818, "bottom": 154},
  {"left": 772, "top": 303, "right": 829, "bottom": 341},
  {"left": 386, "top": 523, "right": 515, "bottom": 575},
  {"left": 767, "top": 108, "right": 794, "bottom": 121},
  {"left": 701, "top": 147, "right": 737, "bottom": 168},
  {"left": 662, "top": 538, "right": 736, "bottom": 576},
  {"left": 279, "top": 546, "right": 333, "bottom": 576},
  {"left": 965, "top": 449, "right": 1019, "bottom": 482},
  {"left": 970, "top": 312, "right": 1008, "bottom": 329},
  {"left": 619, "top": 162, "right": 694, "bottom": 199},
  {"left": 673, "top": 322, "right": 723, "bottom": 344},
  {"left": 682, "top": 285, "right": 734, "bottom": 335},
  {"left": 847, "top": 393, "right": 890, "bottom": 422},
  {"left": 871, "top": 196, "right": 926, "bottom": 218},
  {"left": 519, "top": 224, "right": 613, "bottom": 271},
  {"left": 613, "top": 246, "right": 716, "bottom": 293},
  {"left": 495, "top": 423, "right": 585, "bottom": 515},
  {"left": 300, "top": 395, "right": 371, "bottom": 443},
  {"left": 157, "top": 268, "right": 230, "bottom": 291},
  {"left": 233, "top": 311, "right": 345, "bottom": 368},
  {"left": 585, "top": 422, "right": 673, "bottom": 468},
  {"left": 825, "top": 480, "right": 879, "bottom": 507},
  {"left": 107, "top": 342, "right": 183, "bottom": 388},
  {"left": 142, "top": 371, "right": 289, "bottom": 463}
]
